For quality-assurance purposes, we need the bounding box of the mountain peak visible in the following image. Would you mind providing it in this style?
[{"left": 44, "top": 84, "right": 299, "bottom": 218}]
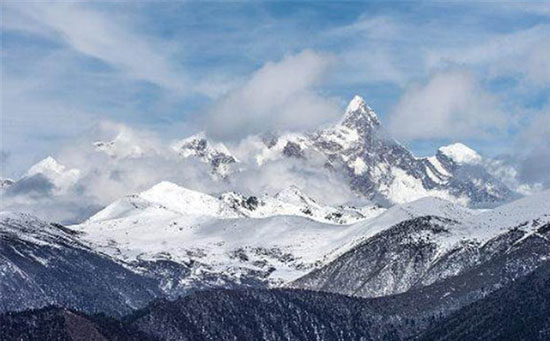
[
  {"left": 144, "top": 181, "right": 187, "bottom": 194},
  {"left": 27, "top": 156, "right": 65, "bottom": 176},
  {"left": 140, "top": 181, "right": 216, "bottom": 204},
  {"left": 24, "top": 156, "right": 81, "bottom": 193},
  {"left": 172, "top": 132, "right": 233, "bottom": 160},
  {"left": 0, "top": 178, "right": 14, "bottom": 188},
  {"left": 171, "top": 133, "right": 237, "bottom": 177},
  {"left": 135, "top": 181, "right": 240, "bottom": 218},
  {"left": 346, "top": 95, "right": 367, "bottom": 113},
  {"left": 438, "top": 143, "right": 482, "bottom": 165},
  {"left": 341, "top": 95, "right": 380, "bottom": 130}
]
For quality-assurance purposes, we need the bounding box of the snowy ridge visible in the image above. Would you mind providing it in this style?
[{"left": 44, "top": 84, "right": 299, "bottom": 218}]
[
  {"left": 0, "top": 211, "right": 82, "bottom": 248},
  {"left": 88, "top": 181, "right": 240, "bottom": 223},
  {"left": 73, "top": 184, "right": 505, "bottom": 287},
  {"left": 220, "top": 185, "right": 383, "bottom": 225},
  {"left": 290, "top": 190, "right": 550, "bottom": 298},
  {"left": 89, "top": 181, "right": 376, "bottom": 225},
  {"left": 358, "top": 190, "right": 550, "bottom": 259},
  {"left": 472, "top": 189, "right": 550, "bottom": 239},
  {"left": 0, "top": 211, "right": 161, "bottom": 316},
  {"left": 6, "top": 186, "right": 549, "bottom": 299}
]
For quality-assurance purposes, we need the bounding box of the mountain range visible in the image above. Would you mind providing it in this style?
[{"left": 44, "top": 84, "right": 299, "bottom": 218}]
[
  {"left": 1, "top": 95, "right": 548, "bottom": 340},
  {"left": 1, "top": 96, "right": 527, "bottom": 213},
  {"left": 3, "top": 261, "right": 550, "bottom": 340}
]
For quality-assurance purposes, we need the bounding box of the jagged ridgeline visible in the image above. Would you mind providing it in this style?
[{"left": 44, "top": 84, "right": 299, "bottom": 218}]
[
  {"left": 0, "top": 96, "right": 548, "bottom": 340},
  {"left": 3, "top": 96, "right": 519, "bottom": 212}
]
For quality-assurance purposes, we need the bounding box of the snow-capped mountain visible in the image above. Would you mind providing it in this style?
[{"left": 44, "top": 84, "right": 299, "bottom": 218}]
[
  {"left": 88, "top": 181, "right": 241, "bottom": 223},
  {"left": 59, "top": 95, "right": 518, "bottom": 210},
  {"left": 24, "top": 156, "right": 80, "bottom": 193},
  {"left": 291, "top": 189, "right": 550, "bottom": 298},
  {"left": 3, "top": 186, "right": 548, "bottom": 324},
  {"left": 70, "top": 181, "right": 510, "bottom": 292},
  {"left": 88, "top": 181, "right": 377, "bottom": 225},
  {"left": 6, "top": 95, "right": 520, "bottom": 216},
  {"left": 71, "top": 181, "right": 448, "bottom": 290},
  {"left": 247, "top": 96, "right": 515, "bottom": 207},
  {"left": 171, "top": 132, "right": 238, "bottom": 178}
]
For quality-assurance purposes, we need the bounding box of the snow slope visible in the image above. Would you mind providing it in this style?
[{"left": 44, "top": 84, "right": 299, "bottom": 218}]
[
  {"left": 89, "top": 181, "right": 378, "bottom": 225},
  {"left": 291, "top": 190, "right": 550, "bottom": 298},
  {"left": 72, "top": 183, "right": 486, "bottom": 287}
]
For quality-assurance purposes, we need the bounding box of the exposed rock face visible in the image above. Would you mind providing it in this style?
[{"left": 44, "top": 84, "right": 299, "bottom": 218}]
[
  {"left": 0, "top": 178, "right": 14, "bottom": 189},
  {"left": 170, "top": 132, "right": 238, "bottom": 178}
]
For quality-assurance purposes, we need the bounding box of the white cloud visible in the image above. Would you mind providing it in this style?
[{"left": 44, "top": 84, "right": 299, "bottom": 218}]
[
  {"left": 426, "top": 24, "right": 550, "bottom": 85},
  {"left": 516, "top": 106, "right": 550, "bottom": 187},
  {"left": 0, "top": 120, "right": 362, "bottom": 223},
  {"left": 3, "top": 2, "right": 186, "bottom": 93},
  {"left": 327, "top": 16, "right": 409, "bottom": 85},
  {"left": 388, "top": 70, "right": 508, "bottom": 141},
  {"left": 231, "top": 154, "right": 358, "bottom": 207},
  {"left": 203, "top": 50, "right": 341, "bottom": 140},
  {"left": 0, "top": 2, "right": 194, "bottom": 176},
  {"left": 0, "top": 121, "right": 226, "bottom": 223}
]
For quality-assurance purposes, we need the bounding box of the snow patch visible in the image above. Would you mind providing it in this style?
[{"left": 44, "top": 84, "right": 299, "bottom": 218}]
[
  {"left": 380, "top": 167, "right": 468, "bottom": 206},
  {"left": 350, "top": 158, "right": 367, "bottom": 175},
  {"left": 427, "top": 156, "right": 451, "bottom": 177}
]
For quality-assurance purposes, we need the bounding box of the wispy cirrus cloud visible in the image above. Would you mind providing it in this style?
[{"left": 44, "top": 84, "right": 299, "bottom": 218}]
[
  {"left": 425, "top": 24, "right": 550, "bottom": 86},
  {"left": 2, "top": 2, "right": 187, "bottom": 93},
  {"left": 388, "top": 70, "right": 509, "bottom": 142}
]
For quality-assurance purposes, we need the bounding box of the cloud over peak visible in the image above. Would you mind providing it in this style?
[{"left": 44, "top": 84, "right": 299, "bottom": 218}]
[{"left": 203, "top": 50, "right": 341, "bottom": 140}]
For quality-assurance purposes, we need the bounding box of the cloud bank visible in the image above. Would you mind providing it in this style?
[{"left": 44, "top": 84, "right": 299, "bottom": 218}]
[
  {"left": 204, "top": 50, "right": 341, "bottom": 140},
  {"left": 1, "top": 121, "right": 358, "bottom": 223},
  {"left": 388, "top": 70, "right": 508, "bottom": 141},
  {"left": 517, "top": 108, "right": 550, "bottom": 187}
]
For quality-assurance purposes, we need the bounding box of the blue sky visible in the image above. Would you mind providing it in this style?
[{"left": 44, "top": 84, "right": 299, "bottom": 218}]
[{"left": 1, "top": 1, "right": 549, "bottom": 178}]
